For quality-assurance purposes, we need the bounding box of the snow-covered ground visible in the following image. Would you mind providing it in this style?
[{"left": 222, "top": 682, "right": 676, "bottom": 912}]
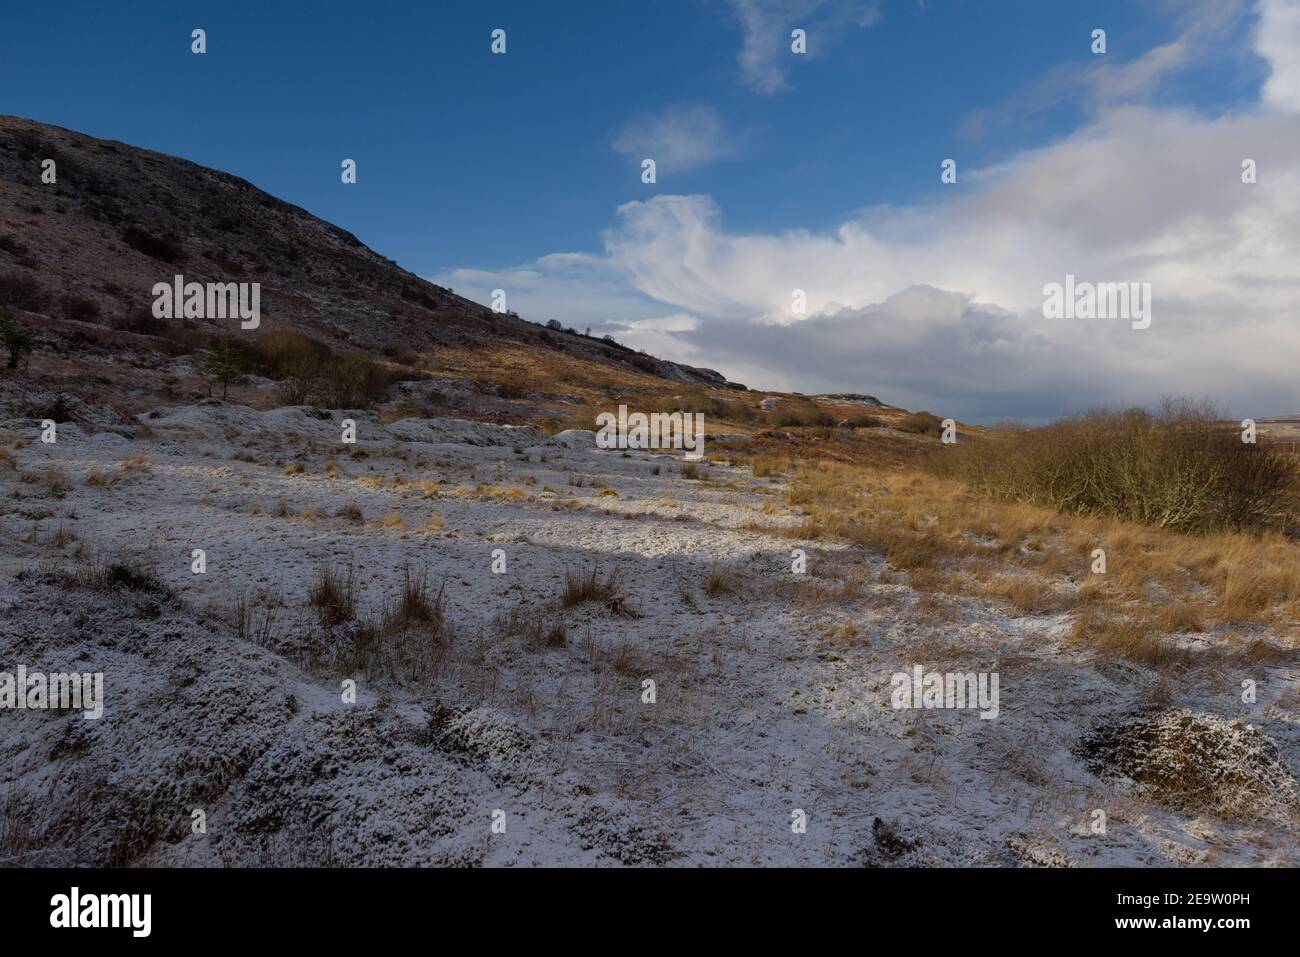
[{"left": 1, "top": 401, "right": 1296, "bottom": 866}]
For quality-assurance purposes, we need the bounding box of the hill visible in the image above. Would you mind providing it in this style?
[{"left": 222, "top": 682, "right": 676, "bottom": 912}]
[{"left": 0, "top": 115, "right": 758, "bottom": 429}]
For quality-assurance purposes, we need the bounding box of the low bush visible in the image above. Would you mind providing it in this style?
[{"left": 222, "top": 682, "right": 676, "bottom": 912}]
[
  {"left": 237, "top": 329, "right": 401, "bottom": 409},
  {"left": 121, "top": 225, "right": 185, "bottom": 263},
  {"left": 769, "top": 400, "right": 835, "bottom": 428},
  {"left": 935, "top": 400, "right": 1294, "bottom": 532},
  {"left": 897, "top": 411, "right": 944, "bottom": 437},
  {"left": 60, "top": 295, "right": 100, "bottom": 323},
  {"left": 0, "top": 272, "right": 49, "bottom": 312}
]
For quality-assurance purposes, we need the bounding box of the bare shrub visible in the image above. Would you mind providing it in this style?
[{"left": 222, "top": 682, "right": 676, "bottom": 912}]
[
  {"left": 60, "top": 295, "right": 100, "bottom": 323},
  {"left": 937, "top": 400, "right": 1294, "bottom": 532},
  {"left": 110, "top": 306, "right": 169, "bottom": 336},
  {"left": 239, "top": 330, "right": 400, "bottom": 409},
  {"left": 121, "top": 225, "right": 185, "bottom": 263},
  {"left": 770, "top": 399, "right": 835, "bottom": 428},
  {"left": 897, "top": 411, "right": 944, "bottom": 437},
  {"left": 0, "top": 272, "right": 49, "bottom": 312}
]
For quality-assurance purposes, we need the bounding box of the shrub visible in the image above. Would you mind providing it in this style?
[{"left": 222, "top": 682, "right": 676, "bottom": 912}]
[
  {"left": 1076, "top": 709, "right": 1298, "bottom": 820},
  {"left": 0, "top": 272, "right": 49, "bottom": 312},
  {"left": 897, "top": 411, "right": 944, "bottom": 437},
  {"left": 110, "top": 306, "right": 169, "bottom": 336},
  {"left": 936, "top": 400, "right": 1294, "bottom": 532},
  {"left": 770, "top": 400, "right": 835, "bottom": 428},
  {"left": 658, "top": 387, "right": 758, "bottom": 424},
  {"left": 60, "top": 295, "right": 100, "bottom": 323},
  {"left": 0, "top": 309, "right": 34, "bottom": 369},
  {"left": 239, "top": 330, "right": 399, "bottom": 409},
  {"left": 121, "top": 225, "right": 185, "bottom": 263}
]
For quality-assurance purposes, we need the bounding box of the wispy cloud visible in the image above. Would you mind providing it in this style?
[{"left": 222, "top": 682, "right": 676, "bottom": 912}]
[
  {"left": 610, "top": 102, "right": 736, "bottom": 175},
  {"left": 727, "top": 0, "right": 882, "bottom": 94},
  {"left": 959, "top": 0, "right": 1255, "bottom": 141}
]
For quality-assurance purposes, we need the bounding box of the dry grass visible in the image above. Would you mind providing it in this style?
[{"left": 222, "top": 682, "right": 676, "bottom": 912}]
[
  {"left": 703, "top": 564, "right": 739, "bottom": 596},
  {"left": 24, "top": 466, "right": 71, "bottom": 498},
  {"left": 1067, "top": 613, "right": 1183, "bottom": 667},
  {"left": 1154, "top": 601, "right": 1206, "bottom": 634},
  {"left": 308, "top": 562, "right": 356, "bottom": 624},
  {"left": 780, "top": 458, "right": 1300, "bottom": 638},
  {"left": 751, "top": 453, "right": 793, "bottom": 478},
  {"left": 85, "top": 469, "right": 120, "bottom": 488},
  {"left": 497, "top": 602, "right": 567, "bottom": 650},
  {"left": 561, "top": 565, "right": 632, "bottom": 615},
  {"left": 347, "top": 576, "right": 453, "bottom": 685},
  {"left": 978, "top": 573, "right": 1060, "bottom": 615},
  {"left": 382, "top": 566, "right": 439, "bottom": 632}
]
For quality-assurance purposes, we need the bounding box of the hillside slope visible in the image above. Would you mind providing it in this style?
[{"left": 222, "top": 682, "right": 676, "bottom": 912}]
[{"left": 0, "top": 115, "right": 738, "bottom": 422}]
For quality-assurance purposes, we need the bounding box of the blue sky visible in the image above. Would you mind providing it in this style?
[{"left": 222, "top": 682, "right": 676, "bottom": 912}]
[
  {"left": 0, "top": 0, "right": 1233, "bottom": 269},
  {"left": 2, "top": 1, "right": 1297, "bottom": 421}
]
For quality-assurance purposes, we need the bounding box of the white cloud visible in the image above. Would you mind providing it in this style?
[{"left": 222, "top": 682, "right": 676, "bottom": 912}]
[
  {"left": 606, "top": 313, "right": 705, "bottom": 364},
  {"left": 1257, "top": 0, "right": 1300, "bottom": 112},
  {"left": 431, "top": 254, "right": 660, "bottom": 333},
  {"left": 611, "top": 103, "right": 735, "bottom": 174},
  {"left": 591, "top": 103, "right": 1300, "bottom": 418},
  {"left": 436, "top": 1, "right": 1300, "bottom": 421}
]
